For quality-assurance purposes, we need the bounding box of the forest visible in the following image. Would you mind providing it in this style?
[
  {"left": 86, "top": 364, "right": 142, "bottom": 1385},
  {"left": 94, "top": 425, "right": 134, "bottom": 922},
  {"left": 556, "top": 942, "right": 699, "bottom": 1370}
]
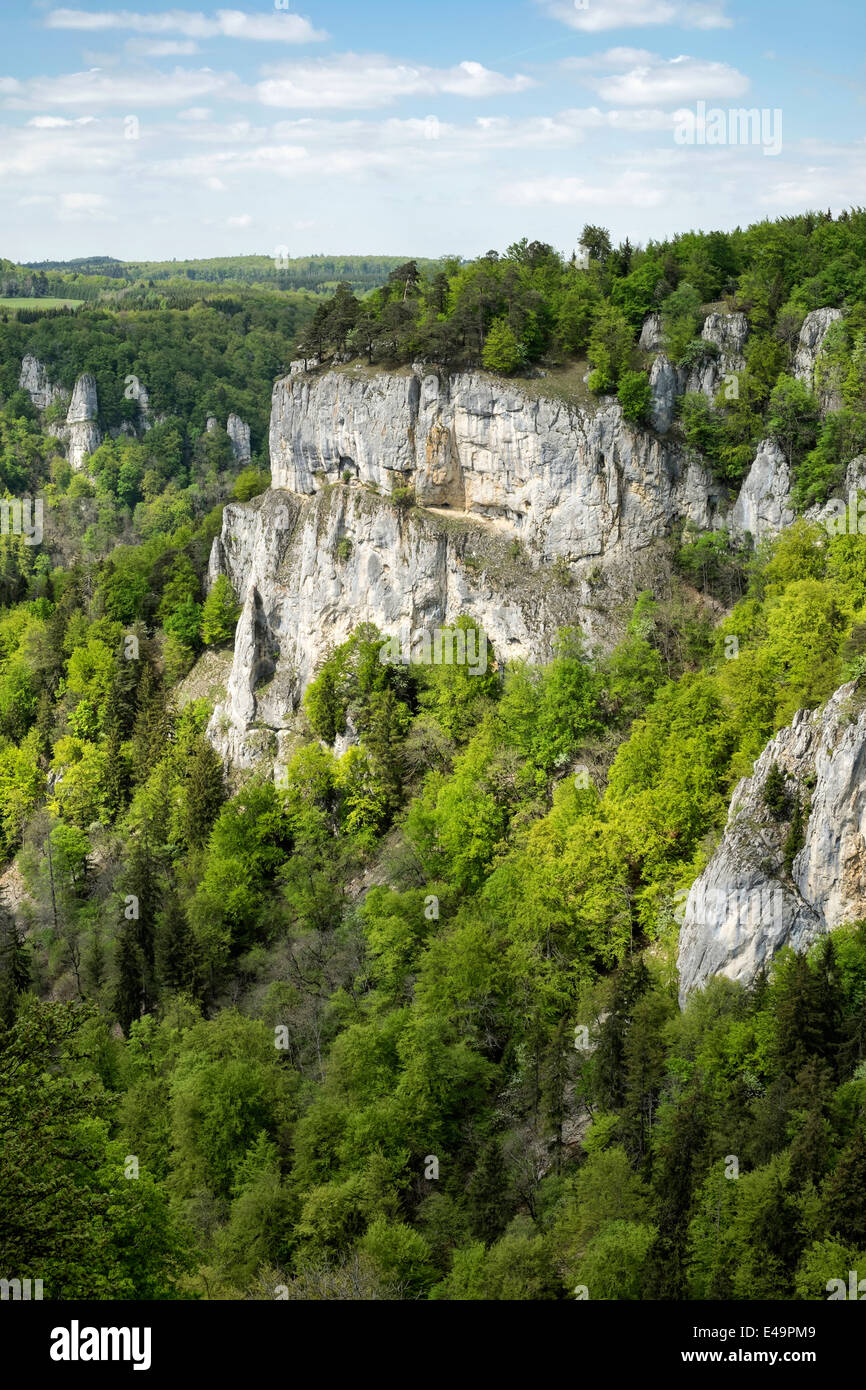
[{"left": 1, "top": 212, "right": 866, "bottom": 1300}]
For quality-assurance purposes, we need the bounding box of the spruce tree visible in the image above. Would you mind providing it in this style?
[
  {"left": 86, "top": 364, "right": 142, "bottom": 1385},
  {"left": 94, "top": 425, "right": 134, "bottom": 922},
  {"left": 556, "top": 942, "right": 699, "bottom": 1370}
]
[
  {"left": 184, "top": 735, "right": 225, "bottom": 848},
  {"left": 113, "top": 924, "right": 145, "bottom": 1035},
  {"left": 156, "top": 894, "right": 199, "bottom": 995}
]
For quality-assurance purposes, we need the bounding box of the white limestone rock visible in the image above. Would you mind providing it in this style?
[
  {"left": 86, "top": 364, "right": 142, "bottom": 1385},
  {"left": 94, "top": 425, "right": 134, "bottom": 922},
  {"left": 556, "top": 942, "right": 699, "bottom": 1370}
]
[
  {"left": 66, "top": 373, "right": 98, "bottom": 425},
  {"left": 19, "top": 354, "right": 64, "bottom": 410},
  {"left": 731, "top": 439, "right": 795, "bottom": 543},
  {"left": 227, "top": 414, "right": 252, "bottom": 464},
  {"left": 649, "top": 353, "right": 679, "bottom": 434},
  {"left": 678, "top": 681, "right": 866, "bottom": 1004},
  {"left": 60, "top": 373, "right": 102, "bottom": 471},
  {"left": 639, "top": 313, "right": 664, "bottom": 353},
  {"left": 268, "top": 367, "right": 727, "bottom": 562},
  {"left": 207, "top": 366, "right": 735, "bottom": 769},
  {"left": 683, "top": 312, "right": 749, "bottom": 403},
  {"left": 794, "top": 307, "right": 845, "bottom": 411}
]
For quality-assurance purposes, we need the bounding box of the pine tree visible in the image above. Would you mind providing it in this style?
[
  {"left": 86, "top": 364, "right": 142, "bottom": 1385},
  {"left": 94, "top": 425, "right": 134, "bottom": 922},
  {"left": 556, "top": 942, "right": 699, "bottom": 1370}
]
[
  {"left": 113, "top": 924, "right": 145, "bottom": 1035},
  {"left": 130, "top": 663, "right": 172, "bottom": 783},
  {"left": 84, "top": 924, "right": 107, "bottom": 996},
  {"left": 121, "top": 836, "right": 162, "bottom": 1011},
  {"left": 822, "top": 1130, "right": 866, "bottom": 1246},
  {"left": 0, "top": 911, "right": 31, "bottom": 1029},
  {"left": 156, "top": 894, "right": 199, "bottom": 995},
  {"left": 184, "top": 736, "right": 225, "bottom": 848},
  {"left": 595, "top": 955, "right": 651, "bottom": 1110},
  {"left": 643, "top": 1084, "right": 706, "bottom": 1299},
  {"left": 466, "top": 1137, "right": 510, "bottom": 1245},
  {"left": 102, "top": 681, "right": 130, "bottom": 819}
]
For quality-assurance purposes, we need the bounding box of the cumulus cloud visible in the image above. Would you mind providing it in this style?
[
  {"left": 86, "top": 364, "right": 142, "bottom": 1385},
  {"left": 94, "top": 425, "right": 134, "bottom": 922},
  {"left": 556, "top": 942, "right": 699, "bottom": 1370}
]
[
  {"left": 27, "top": 114, "right": 97, "bottom": 127},
  {"left": 539, "top": 0, "right": 732, "bottom": 32},
  {"left": 0, "top": 66, "right": 247, "bottom": 108},
  {"left": 502, "top": 169, "right": 666, "bottom": 208},
  {"left": 256, "top": 55, "right": 534, "bottom": 109},
  {"left": 44, "top": 7, "right": 327, "bottom": 43},
  {"left": 588, "top": 54, "right": 749, "bottom": 105}
]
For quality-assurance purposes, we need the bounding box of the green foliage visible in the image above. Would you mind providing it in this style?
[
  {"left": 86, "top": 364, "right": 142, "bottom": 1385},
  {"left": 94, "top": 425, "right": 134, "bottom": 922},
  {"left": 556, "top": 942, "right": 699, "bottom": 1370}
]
[
  {"left": 482, "top": 318, "right": 524, "bottom": 375},
  {"left": 617, "top": 370, "right": 652, "bottom": 423},
  {"left": 200, "top": 575, "right": 240, "bottom": 647}
]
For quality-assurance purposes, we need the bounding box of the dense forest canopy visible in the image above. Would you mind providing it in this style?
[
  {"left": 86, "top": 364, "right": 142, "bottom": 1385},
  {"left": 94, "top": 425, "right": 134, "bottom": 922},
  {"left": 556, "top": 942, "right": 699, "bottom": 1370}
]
[{"left": 1, "top": 211, "right": 866, "bottom": 1300}]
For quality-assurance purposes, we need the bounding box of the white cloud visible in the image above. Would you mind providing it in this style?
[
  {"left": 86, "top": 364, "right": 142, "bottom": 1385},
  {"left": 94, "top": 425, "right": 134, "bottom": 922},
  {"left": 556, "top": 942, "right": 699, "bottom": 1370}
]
[
  {"left": 591, "top": 55, "right": 749, "bottom": 104},
  {"left": 44, "top": 8, "right": 327, "bottom": 43},
  {"left": 257, "top": 55, "right": 533, "bottom": 109},
  {"left": 125, "top": 38, "right": 200, "bottom": 56},
  {"left": 58, "top": 190, "right": 114, "bottom": 219},
  {"left": 227, "top": 213, "right": 252, "bottom": 226},
  {"left": 503, "top": 169, "right": 665, "bottom": 207},
  {"left": 539, "top": 0, "right": 732, "bottom": 32},
  {"left": 1, "top": 66, "right": 247, "bottom": 108},
  {"left": 27, "top": 114, "right": 97, "bottom": 127}
]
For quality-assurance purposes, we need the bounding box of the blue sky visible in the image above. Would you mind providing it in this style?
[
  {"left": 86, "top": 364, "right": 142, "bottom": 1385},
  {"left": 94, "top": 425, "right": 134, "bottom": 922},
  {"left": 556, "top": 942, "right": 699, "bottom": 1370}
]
[{"left": 1, "top": 0, "right": 865, "bottom": 262}]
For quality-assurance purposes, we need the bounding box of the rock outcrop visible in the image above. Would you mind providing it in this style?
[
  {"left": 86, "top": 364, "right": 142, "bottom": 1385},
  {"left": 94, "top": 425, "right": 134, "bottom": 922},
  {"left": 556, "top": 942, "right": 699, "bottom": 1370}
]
[
  {"left": 649, "top": 354, "right": 679, "bottom": 434},
  {"left": 208, "top": 364, "right": 734, "bottom": 767},
  {"left": 731, "top": 439, "right": 795, "bottom": 543},
  {"left": 794, "top": 307, "right": 843, "bottom": 397},
  {"left": 268, "top": 368, "right": 726, "bottom": 562},
  {"left": 641, "top": 311, "right": 748, "bottom": 431},
  {"left": 639, "top": 313, "right": 664, "bottom": 353},
  {"left": 678, "top": 681, "right": 866, "bottom": 1003},
  {"left": 683, "top": 312, "right": 748, "bottom": 403},
  {"left": 227, "top": 414, "right": 252, "bottom": 464},
  {"left": 19, "top": 354, "right": 64, "bottom": 410},
  {"left": 64, "top": 374, "right": 102, "bottom": 471}
]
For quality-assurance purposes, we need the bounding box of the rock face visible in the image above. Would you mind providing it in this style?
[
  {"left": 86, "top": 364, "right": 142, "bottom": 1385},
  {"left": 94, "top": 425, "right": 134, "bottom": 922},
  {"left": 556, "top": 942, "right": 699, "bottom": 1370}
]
[
  {"left": 678, "top": 681, "right": 866, "bottom": 1004},
  {"left": 268, "top": 368, "right": 726, "bottom": 563},
  {"left": 639, "top": 313, "right": 664, "bottom": 353},
  {"left": 649, "top": 354, "right": 679, "bottom": 434},
  {"left": 19, "top": 354, "right": 63, "bottom": 410},
  {"left": 794, "top": 307, "right": 843, "bottom": 397},
  {"left": 683, "top": 312, "right": 749, "bottom": 402},
  {"left": 208, "top": 364, "right": 736, "bottom": 767},
  {"left": 731, "top": 439, "right": 795, "bottom": 543},
  {"left": 66, "top": 373, "right": 98, "bottom": 425},
  {"left": 65, "top": 374, "right": 102, "bottom": 471},
  {"left": 640, "top": 311, "right": 748, "bottom": 427},
  {"left": 227, "top": 414, "right": 252, "bottom": 464},
  {"left": 207, "top": 486, "right": 601, "bottom": 768}
]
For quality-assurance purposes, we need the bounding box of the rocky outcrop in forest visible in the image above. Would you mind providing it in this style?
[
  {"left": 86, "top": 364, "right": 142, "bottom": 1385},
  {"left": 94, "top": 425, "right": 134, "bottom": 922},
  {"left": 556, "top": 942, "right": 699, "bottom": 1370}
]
[
  {"left": 208, "top": 362, "right": 734, "bottom": 767},
  {"left": 678, "top": 681, "right": 866, "bottom": 1002}
]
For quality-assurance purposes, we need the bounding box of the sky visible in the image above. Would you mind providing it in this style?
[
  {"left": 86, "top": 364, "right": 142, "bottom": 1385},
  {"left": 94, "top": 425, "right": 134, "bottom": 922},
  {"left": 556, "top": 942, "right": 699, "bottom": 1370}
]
[{"left": 1, "top": 0, "right": 865, "bottom": 263}]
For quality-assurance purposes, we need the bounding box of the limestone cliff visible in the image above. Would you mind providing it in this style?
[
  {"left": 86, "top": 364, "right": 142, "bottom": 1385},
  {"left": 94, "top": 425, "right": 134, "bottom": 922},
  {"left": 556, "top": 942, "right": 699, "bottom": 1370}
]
[
  {"left": 678, "top": 681, "right": 866, "bottom": 1003},
  {"left": 19, "top": 354, "right": 64, "bottom": 410},
  {"left": 208, "top": 364, "right": 730, "bottom": 768},
  {"left": 268, "top": 367, "right": 726, "bottom": 561},
  {"left": 64, "top": 373, "right": 102, "bottom": 471}
]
